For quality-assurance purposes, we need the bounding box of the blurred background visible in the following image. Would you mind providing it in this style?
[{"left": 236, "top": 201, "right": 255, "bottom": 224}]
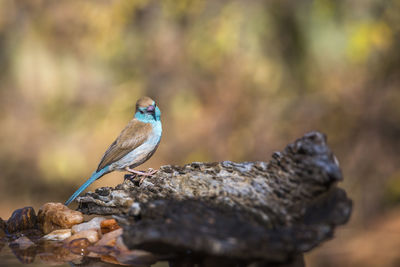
[{"left": 0, "top": 0, "right": 399, "bottom": 266}]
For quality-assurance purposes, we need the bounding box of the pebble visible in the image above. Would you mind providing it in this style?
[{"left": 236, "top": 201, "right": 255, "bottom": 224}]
[
  {"left": 100, "top": 218, "right": 121, "bottom": 234},
  {"left": 6, "top": 207, "right": 37, "bottom": 233},
  {"left": 86, "top": 228, "right": 123, "bottom": 258},
  {"left": 65, "top": 229, "right": 100, "bottom": 244},
  {"left": 42, "top": 229, "right": 72, "bottom": 241},
  {"left": 37, "top": 203, "right": 83, "bottom": 234},
  {"left": 71, "top": 216, "right": 106, "bottom": 234},
  {"left": 95, "top": 228, "right": 123, "bottom": 247}
]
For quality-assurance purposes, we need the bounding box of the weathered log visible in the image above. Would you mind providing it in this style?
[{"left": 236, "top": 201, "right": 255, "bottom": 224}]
[{"left": 76, "top": 131, "right": 352, "bottom": 264}]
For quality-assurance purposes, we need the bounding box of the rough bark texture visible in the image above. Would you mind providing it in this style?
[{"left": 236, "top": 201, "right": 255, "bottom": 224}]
[{"left": 76, "top": 131, "right": 352, "bottom": 264}]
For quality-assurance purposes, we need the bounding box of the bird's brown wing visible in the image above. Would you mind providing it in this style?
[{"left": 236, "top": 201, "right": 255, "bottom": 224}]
[{"left": 96, "top": 119, "right": 153, "bottom": 171}]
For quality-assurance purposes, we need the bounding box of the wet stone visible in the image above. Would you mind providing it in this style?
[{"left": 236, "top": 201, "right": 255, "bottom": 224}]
[
  {"left": 86, "top": 232, "right": 128, "bottom": 259},
  {"left": 66, "top": 229, "right": 100, "bottom": 244},
  {"left": 37, "top": 203, "right": 84, "bottom": 234},
  {"left": 42, "top": 229, "right": 72, "bottom": 241},
  {"left": 6, "top": 207, "right": 37, "bottom": 233},
  {"left": 100, "top": 218, "right": 120, "bottom": 234},
  {"left": 65, "top": 237, "right": 91, "bottom": 255},
  {"left": 95, "top": 228, "right": 123, "bottom": 247},
  {"left": 71, "top": 216, "right": 106, "bottom": 234}
]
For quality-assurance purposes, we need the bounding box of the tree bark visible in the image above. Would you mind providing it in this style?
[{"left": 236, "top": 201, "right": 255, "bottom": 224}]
[{"left": 76, "top": 131, "right": 352, "bottom": 264}]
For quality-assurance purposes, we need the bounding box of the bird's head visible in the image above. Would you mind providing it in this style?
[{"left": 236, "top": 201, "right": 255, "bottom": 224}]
[{"left": 135, "top": 96, "right": 161, "bottom": 122}]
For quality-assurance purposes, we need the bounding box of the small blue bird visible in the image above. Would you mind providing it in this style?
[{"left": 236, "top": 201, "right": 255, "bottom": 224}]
[{"left": 65, "top": 96, "right": 162, "bottom": 205}]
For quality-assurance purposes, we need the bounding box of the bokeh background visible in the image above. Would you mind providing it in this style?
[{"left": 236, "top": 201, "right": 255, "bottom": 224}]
[{"left": 0, "top": 0, "right": 399, "bottom": 266}]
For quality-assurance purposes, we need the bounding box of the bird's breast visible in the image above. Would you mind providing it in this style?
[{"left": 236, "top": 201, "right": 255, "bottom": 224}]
[{"left": 111, "top": 121, "right": 162, "bottom": 170}]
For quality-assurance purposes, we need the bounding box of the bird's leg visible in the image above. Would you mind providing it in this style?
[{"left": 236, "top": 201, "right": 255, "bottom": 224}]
[
  {"left": 125, "top": 167, "right": 158, "bottom": 185},
  {"left": 125, "top": 167, "right": 158, "bottom": 176},
  {"left": 146, "top": 168, "right": 158, "bottom": 175}
]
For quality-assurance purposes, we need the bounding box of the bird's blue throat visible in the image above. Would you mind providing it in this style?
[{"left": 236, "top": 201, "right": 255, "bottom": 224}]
[{"left": 135, "top": 106, "right": 161, "bottom": 123}]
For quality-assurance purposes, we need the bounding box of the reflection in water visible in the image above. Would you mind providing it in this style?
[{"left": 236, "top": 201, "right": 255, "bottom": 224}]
[
  {"left": 0, "top": 216, "right": 163, "bottom": 267},
  {"left": 0, "top": 240, "right": 4, "bottom": 254},
  {"left": 0, "top": 208, "right": 166, "bottom": 267},
  {"left": 1, "top": 237, "right": 305, "bottom": 267},
  {"left": 0, "top": 206, "right": 306, "bottom": 267},
  {"left": 1, "top": 236, "right": 168, "bottom": 267},
  {"left": 9, "top": 239, "right": 37, "bottom": 264}
]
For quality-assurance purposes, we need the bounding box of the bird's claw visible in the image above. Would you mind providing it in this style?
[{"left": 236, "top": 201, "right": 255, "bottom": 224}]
[
  {"left": 125, "top": 167, "right": 158, "bottom": 185},
  {"left": 125, "top": 167, "right": 158, "bottom": 176},
  {"left": 146, "top": 168, "right": 158, "bottom": 175},
  {"left": 137, "top": 169, "right": 157, "bottom": 185},
  {"left": 124, "top": 173, "right": 137, "bottom": 181}
]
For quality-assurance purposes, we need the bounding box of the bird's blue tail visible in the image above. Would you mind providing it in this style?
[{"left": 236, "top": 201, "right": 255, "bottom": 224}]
[{"left": 65, "top": 166, "right": 110, "bottom": 206}]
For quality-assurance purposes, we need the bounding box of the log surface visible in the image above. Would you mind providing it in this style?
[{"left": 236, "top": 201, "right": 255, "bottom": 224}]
[{"left": 77, "top": 131, "right": 352, "bottom": 263}]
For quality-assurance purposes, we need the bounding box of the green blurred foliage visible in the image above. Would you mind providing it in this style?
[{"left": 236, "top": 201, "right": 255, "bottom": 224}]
[{"left": 0, "top": 1, "right": 400, "bottom": 262}]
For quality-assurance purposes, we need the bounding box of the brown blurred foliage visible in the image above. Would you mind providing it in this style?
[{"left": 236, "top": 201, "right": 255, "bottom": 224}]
[{"left": 0, "top": 0, "right": 399, "bottom": 265}]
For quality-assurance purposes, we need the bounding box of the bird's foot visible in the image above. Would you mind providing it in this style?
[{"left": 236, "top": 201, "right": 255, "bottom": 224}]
[
  {"left": 125, "top": 168, "right": 158, "bottom": 186},
  {"left": 145, "top": 168, "right": 158, "bottom": 175},
  {"left": 124, "top": 173, "right": 137, "bottom": 181},
  {"left": 125, "top": 167, "right": 157, "bottom": 176}
]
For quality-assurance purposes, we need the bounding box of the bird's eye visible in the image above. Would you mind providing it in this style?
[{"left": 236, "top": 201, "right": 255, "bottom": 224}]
[{"left": 140, "top": 110, "right": 145, "bottom": 114}]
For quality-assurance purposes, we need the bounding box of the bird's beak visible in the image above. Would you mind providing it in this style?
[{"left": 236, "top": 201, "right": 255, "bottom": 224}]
[
  {"left": 146, "top": 105, "right": 155, "bottom": 113},
  {"left": 147, "top": 105, "right": 157, "bottom": 120}
]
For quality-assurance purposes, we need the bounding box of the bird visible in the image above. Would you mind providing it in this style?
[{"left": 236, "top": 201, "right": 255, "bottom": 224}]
[{"left": 65, "top": 96, "right": 162, "bottom": 205}]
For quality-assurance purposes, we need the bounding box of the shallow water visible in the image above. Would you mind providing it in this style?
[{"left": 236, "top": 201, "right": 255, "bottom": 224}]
[
  {"left": 0, "top": 241, "right": 168, "bottom": 267},
  {"left": 0, "top": 245, "right": 68, "bottom": 267}
]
